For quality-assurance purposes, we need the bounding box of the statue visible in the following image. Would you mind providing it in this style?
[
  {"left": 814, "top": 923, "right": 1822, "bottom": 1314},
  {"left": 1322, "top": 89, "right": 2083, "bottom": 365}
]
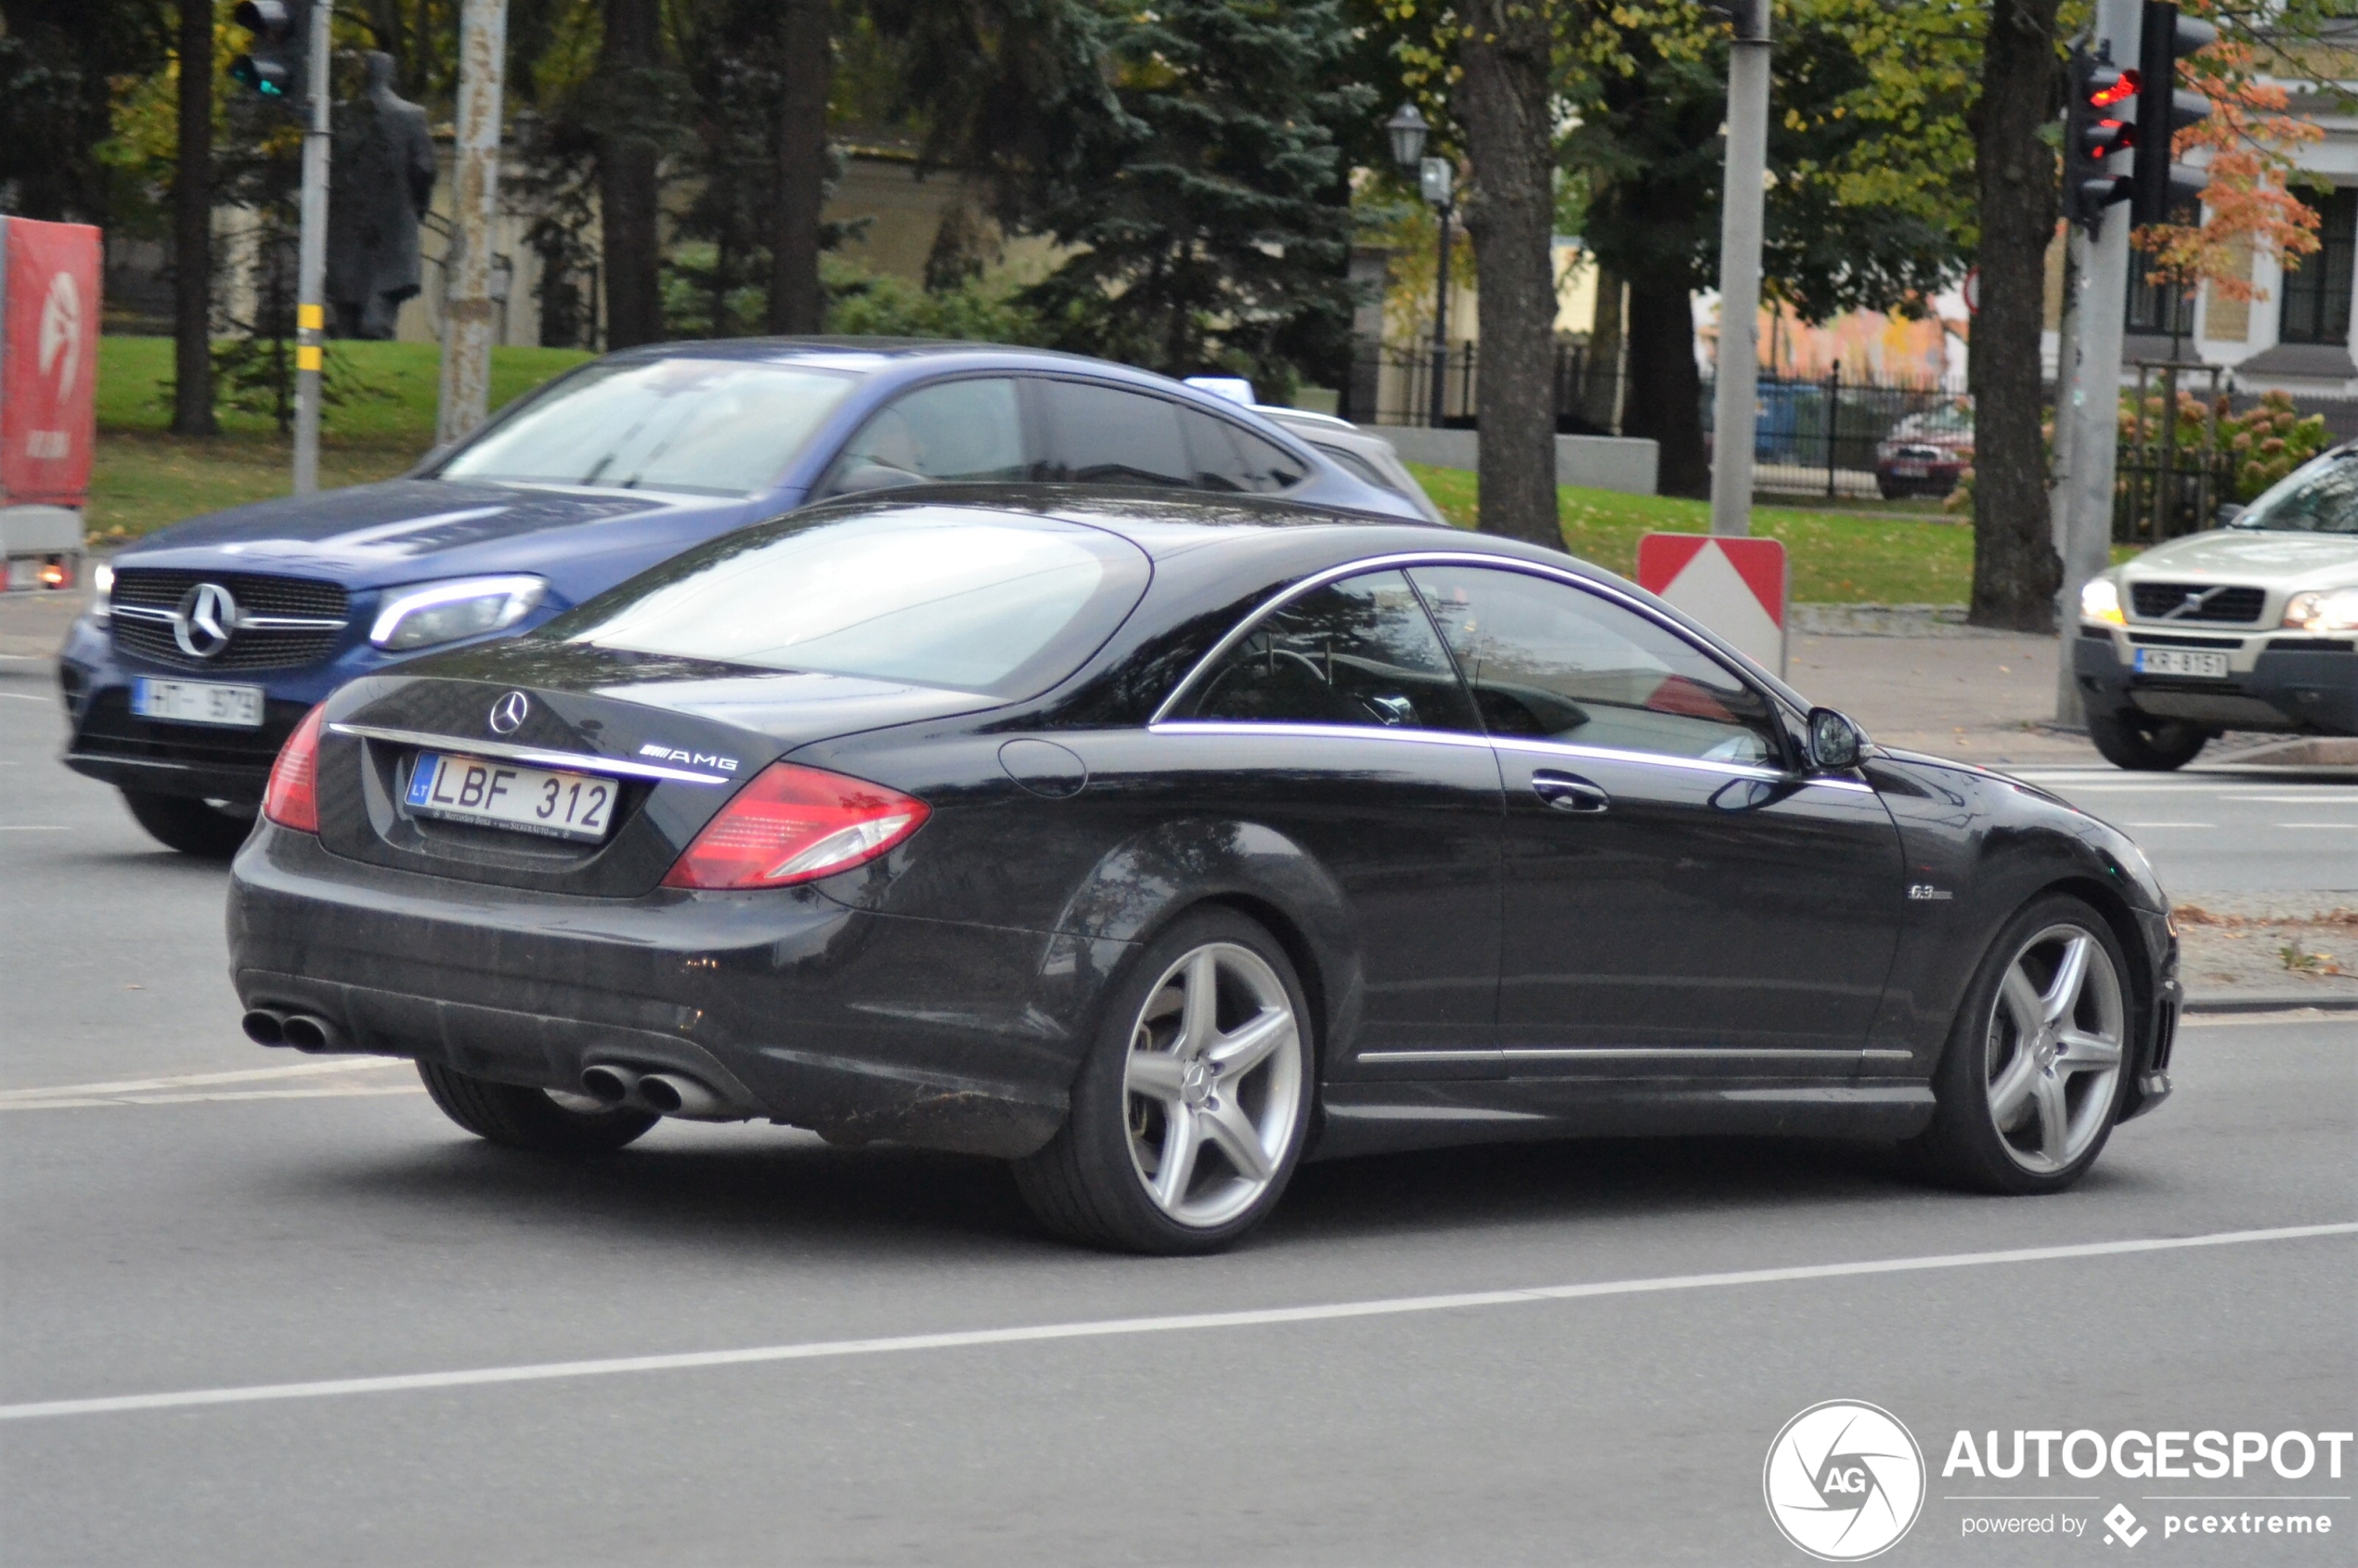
[{"left": 328, "top": 52, "right": 437, "bottom": 340}]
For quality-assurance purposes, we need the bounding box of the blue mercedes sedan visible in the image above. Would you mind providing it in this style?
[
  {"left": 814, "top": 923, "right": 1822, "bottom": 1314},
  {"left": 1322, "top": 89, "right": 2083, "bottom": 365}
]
[{"left": 58, "top": 340, "right": 1431, "bottom": 854}]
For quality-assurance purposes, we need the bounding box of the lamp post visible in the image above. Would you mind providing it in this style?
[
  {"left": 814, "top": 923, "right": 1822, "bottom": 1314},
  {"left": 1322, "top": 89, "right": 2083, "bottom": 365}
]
[{"left": 1387, "top": 103, "right": 1455, "bottom": 429}]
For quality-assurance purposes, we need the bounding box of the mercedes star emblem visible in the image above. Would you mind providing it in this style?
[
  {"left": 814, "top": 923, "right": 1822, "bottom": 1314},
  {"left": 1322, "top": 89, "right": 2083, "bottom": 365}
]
[
  {"left": 487, "top": 691, "right": 531, "bottom": 734},
  {"left": 171, "top": 582, "right": 237, "bottom": 660}
]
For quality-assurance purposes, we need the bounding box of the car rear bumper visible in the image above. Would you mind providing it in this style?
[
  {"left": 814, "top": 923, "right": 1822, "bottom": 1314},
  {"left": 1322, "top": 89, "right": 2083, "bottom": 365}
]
[
  {"left": 2072, "top": 628, "right": 2358, "bottom": 735},
  {"left": 227, "top": 823, "right": 1127, "bottom": 1158}
]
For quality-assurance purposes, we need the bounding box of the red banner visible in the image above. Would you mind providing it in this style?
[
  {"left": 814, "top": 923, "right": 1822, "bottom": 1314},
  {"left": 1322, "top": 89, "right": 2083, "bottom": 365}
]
[{"left": 1, "top": 217, "right": 102, "bottom": 508}]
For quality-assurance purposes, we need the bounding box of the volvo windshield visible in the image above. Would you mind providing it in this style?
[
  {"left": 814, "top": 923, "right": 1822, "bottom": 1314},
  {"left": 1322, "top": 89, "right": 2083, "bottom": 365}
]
[{"left": 2231, "top": 447, "right": 2358, "bottom": 535}]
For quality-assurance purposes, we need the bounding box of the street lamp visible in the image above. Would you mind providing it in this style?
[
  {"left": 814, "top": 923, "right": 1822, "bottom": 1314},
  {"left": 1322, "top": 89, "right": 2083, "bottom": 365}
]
[{"left": 1387, "top": 103, "right": 1455, "bottom": 430}]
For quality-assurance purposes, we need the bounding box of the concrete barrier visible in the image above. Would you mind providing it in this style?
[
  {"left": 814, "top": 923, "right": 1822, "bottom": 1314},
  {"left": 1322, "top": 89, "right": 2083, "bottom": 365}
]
[{"left": 1374, "top": 425, "right": 1660, "bottom": 497}]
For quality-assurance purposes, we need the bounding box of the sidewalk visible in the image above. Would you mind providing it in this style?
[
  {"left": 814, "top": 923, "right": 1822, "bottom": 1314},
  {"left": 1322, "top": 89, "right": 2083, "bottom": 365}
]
[{"left": 1787, "top": 629, "right": 2101, "bottom": 765}]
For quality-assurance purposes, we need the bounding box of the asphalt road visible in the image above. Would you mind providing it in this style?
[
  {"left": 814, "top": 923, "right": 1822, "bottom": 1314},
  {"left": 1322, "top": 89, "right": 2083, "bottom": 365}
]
[
  {"left": 2002, "top": 765, "right": 2358, "bottom": 899},
  {"left": 4, "top": 666, "right": 2353, "bottom": 1566}
]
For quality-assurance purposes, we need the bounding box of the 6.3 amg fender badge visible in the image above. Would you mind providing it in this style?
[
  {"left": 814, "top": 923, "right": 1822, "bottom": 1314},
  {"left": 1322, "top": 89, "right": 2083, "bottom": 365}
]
[{"left": 487, "top": 691, "right": 531, "bottom": 733}]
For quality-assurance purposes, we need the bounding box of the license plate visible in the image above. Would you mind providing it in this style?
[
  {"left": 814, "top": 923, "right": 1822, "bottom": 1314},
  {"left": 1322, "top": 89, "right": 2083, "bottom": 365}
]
[
  {"left": 130, "top": 677, "right": 265, "bottom": 728},
  {"left": 1893, "top": 463, "right": 1929, "bottom": 478},
  {"left": 2135, "top": 648, "right": 2231, "bottom": 679},
  {"left": 404, "top": 752, "right": 618, "bottom": 842}
]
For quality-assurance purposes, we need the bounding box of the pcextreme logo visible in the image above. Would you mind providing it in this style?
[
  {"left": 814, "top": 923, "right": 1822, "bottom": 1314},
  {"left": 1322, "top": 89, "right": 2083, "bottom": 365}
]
[{"left": 1765, "top": 1400, "right": 1927, "bottom": 1561}]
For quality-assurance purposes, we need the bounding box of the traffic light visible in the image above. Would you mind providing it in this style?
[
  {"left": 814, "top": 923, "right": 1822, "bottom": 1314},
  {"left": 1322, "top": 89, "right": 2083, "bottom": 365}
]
[
  {"left": 2064, "top": 45, "right": 2138, "bottom": 238},
  {"left": 2131, "top": 0, "right": 2217, "bottom": 226},
  {"left": 229, "top": 1, "right": 310, "bottom": 107}
]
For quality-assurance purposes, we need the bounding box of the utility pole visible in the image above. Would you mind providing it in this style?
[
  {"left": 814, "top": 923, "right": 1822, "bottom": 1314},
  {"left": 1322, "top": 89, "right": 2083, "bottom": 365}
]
[
  {"left": 1708, "top": 0, "right": 1770, "bottom": 538},
  {"left": 437, "top": 0, "right": 508, "bottom": 447},
  {"left": 2054, "top": 0, "right": 2144, "bottom": 725},
  {"left": 291, "top": 0, "right": 332, "bottom": 495}
]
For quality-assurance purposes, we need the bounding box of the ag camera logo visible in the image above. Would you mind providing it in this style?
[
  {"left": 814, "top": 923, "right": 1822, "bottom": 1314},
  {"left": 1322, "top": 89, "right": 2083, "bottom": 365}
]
[{"left": 1765, "top": 1400, "right": 1926, "bottom": 1561}]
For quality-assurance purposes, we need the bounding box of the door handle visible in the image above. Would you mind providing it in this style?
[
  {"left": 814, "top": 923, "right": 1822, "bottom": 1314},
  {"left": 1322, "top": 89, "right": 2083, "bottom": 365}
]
[{"left": 1530, "top": 771, "right": 1610, "bottom": 813}]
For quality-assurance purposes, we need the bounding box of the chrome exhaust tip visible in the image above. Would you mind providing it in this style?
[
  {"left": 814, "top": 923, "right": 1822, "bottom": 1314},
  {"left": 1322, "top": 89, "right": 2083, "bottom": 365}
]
[
  {"left": 241, "top": 1009, "right": 291, "bottom": 1047},
  {"left": 578, "top": 1064, "right": 638, "bottom": 1106},
  {"left": 636, "top": 1072, "right": 733, "bottom": 1120},
  {"left": 279, "top": 1015, "right": 343, "bottom": 1053}
]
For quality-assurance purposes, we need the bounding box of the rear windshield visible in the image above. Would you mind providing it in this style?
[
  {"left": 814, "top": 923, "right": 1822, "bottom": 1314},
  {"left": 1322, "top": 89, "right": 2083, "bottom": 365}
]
[
  {"left": 548, "top": 506, "right": 1151, "bottom": 694},
  {"left": 2232, "top": 447, "right": 2358, "bottom": 535},
  {"left": 438, "top": 358, "right": 857, "bottom": 497}
]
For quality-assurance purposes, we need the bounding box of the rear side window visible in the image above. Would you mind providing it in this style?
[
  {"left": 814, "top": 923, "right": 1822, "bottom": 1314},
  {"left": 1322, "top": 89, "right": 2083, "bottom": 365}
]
[
  {"left": 827, "top": 378, "right": 1026, "bottom": 487},
  {"left": 553, "top": 507, "right": 1150, "bottom": 696},
  {"left": 1310, "top": 441, "right": 1398, "bottom": 494},
  {"left": 1181, "top": 408, "right": 1309, "bottom": 494},
  {"left": 1036, "top": 381, "right": 1194, "bottom": 488},
  {"left": 1178, "top": 571, "right": 1479, "bottom": 732}
]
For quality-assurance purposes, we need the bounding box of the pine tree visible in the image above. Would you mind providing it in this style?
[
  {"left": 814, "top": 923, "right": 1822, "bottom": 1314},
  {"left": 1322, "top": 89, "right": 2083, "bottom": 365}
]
[{"left": 1019, "top": 0, "right": 1373, "bottom": 394}]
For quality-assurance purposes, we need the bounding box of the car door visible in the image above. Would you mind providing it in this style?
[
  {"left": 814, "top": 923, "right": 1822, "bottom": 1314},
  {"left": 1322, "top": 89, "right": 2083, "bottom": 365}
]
[
  {"left": 1406, "top": 563, "right": 1905, "bottom": 1077},
  {"left": 1153, "top": 567, "right": 1506, "bottom": 1076}
]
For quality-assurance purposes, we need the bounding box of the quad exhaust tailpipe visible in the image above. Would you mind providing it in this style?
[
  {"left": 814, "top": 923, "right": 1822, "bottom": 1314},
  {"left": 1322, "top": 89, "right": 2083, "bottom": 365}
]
[
  {"left": 279, "top": 1014, "right": 346, "bottom": 1053},
  {"left": 241, "top": 1009, "right": 291, "bottom": 1047},
  {"left": 578, "top": 1065, "right": 741, "bottom": 1121}
]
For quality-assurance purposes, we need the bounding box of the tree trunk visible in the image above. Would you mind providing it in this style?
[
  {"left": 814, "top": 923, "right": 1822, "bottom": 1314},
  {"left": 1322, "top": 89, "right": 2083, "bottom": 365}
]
[
  {"left": 768, "top": 0, "right": 832, "bottom": 335},
  {"left": 1968, "top": 0, "right": 2065, "bottom": 630},
  {"left": 171, "top": 0, "right": 216, "bottom": 436},
  {"left": 1455, "top": 3, "right": 1559, "bottom": 548},
  {"left": 598, "top": 0, "right": 664, "bottom": 349},
  {"left": 1624, "top": 278, "right": 1709, "bottom": 498}
]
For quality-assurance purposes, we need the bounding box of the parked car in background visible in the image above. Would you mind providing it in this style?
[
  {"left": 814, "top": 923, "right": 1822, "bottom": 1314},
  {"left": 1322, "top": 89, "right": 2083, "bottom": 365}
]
[
  {"left": 1182, "top": 382, "right": 1448, "bottom": 525},
  {"left": 58, "top": 341, "right": 1426, "bottom": 856},
  {"left": 1874, "top": 402, "right": 1975, "bottom": 499},
  {"left": 2074, "top": 439, "right": 2358, "bottom": 770}
]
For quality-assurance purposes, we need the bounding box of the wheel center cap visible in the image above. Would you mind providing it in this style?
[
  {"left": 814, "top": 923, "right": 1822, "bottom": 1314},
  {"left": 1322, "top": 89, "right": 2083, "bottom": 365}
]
[{"left": 1180, "top": 1058, "right": 1213, "bottom": 1106}]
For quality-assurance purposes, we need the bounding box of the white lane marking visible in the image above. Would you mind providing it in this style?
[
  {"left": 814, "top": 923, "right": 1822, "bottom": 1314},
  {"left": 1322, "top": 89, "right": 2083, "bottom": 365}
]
[
  {"left": 2182, "top": 1010, "right": 2357, "bottom": 1027},
  {"left": 2, "top": 1223, "right": 2349, "bottom": 1423},
  {"left": 0, "top": 1085, "right": 425, "bottom": 1110},
  {"left": 0, "top": 693, "right": 56, "bottom": 703},
  {"left": 2222, "top": 794, "right": 2358, "bottom": 803},
  {"left": 0, "top": 1057, "right": 405, "bottom": 1104},
  {"left": 2277, "top": 822, "right": 2358, "bottom": 828},
  {"left": 2121, "top": 822, "right": 2215, "bottom": 828}
]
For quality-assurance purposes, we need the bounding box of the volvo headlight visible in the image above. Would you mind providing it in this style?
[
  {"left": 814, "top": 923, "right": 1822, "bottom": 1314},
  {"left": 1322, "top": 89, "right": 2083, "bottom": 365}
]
[
  {"left": 2079, "top": 576, "right": 2125, "bottom": 626},
  {"left": 90, "top": 561, "right": 114, "bottom": 622},
  {"left": 2282, "top": 588, "right": 2358, "bottom": 633},
  {"left": 369, "top": 575, "right": 548, "bottom": 651}
]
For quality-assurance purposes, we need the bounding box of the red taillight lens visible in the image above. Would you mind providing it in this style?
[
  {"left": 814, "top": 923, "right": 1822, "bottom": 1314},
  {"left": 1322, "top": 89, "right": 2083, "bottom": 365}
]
[
  {"left": 662, "top": 762, "right": 929, "bottom": 890},
  {"left": 263, "top": 705, "right": 327, "bottom": 833}
]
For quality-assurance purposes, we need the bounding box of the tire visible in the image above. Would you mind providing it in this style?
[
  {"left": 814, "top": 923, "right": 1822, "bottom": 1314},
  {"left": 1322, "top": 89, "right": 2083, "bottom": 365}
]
[
  {"left": 2087, "top": 710, "right": 2209, "bottom": 771},
  {"left": 417, "top": 1060, "right": 658, "bottom": 1155},
  {"left": 121, "top": 788, "right": 256, "bottom": 859},
  {"left": 1909, "top": 894, "right": 2134, "bottom": 1195},
  {"left": 1014, "top": 908, "right": 1315, "bottom": 1254}
]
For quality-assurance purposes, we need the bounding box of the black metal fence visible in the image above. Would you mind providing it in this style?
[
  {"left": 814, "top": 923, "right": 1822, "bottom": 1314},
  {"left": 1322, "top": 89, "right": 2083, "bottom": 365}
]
[
  {"left": 2113, "top": 362, "right": 2235, "bottom": 546},
  {"left": 1343, "top": 337, "right": 1971, "bottom": 500}
]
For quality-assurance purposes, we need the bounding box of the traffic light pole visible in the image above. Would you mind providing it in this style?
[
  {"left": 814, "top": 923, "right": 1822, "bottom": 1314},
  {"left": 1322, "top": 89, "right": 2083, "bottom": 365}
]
[
  {"left": 2054, "top": 0, "right": 2144, "bottom": 726},
  {"left": 1709, "top": 0, "right": 1770, "bottom": 539},
  {"left": 291, "top": 0, "right": 332, "bottom": 495}
]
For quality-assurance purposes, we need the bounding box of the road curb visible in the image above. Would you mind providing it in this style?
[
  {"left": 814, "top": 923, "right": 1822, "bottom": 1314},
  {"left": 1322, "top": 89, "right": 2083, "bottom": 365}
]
[{"left": 2182, "top": 991, "right": 2358, "bottom": 1015}]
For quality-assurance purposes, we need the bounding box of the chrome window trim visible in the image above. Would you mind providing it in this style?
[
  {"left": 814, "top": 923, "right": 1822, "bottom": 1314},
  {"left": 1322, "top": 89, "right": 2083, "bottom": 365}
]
[
  {"left": 1146, "top": 719, "right": 1494, "bottom": 751},
  {"left": 326, "top": 723, "right": 736, "bottom": 785}
]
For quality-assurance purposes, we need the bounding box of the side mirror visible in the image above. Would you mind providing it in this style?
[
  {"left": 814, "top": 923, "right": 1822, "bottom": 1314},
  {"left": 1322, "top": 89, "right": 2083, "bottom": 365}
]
[{"left": 1805, "top": 706, "right": 1865, "bottom": 771}]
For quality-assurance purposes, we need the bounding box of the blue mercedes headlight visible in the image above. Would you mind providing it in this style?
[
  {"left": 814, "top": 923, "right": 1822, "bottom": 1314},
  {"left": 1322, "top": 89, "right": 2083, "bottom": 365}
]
[{"left": 369, "top": 575, "right": 548, "bottom": 652}]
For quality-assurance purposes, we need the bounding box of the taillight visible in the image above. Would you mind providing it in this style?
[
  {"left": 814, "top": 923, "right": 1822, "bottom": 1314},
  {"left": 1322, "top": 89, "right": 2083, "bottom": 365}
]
[
  {"left": 263, "top": 706, "right": 327, "bottom": 833},
  {"left": 663, "top": 762, "right": 928, "bottom": 890}
]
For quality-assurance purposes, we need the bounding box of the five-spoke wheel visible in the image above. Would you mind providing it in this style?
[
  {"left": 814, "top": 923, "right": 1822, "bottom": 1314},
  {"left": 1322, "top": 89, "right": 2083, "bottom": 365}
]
[
  {"left": 1914, "top": 894, "right": 2134, "bottom": 1193},
  {"left": 1014, "top": 909, "right": 1313, "bottom": 1253}
]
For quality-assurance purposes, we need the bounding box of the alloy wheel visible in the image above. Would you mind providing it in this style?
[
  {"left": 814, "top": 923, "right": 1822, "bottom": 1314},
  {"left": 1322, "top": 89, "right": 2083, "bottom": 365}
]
[
  {"left": 1982, "top": 923, "right": 2125, "bottom": 1173},
  {"left": 1121, "top": 942, "right": 1304, "bottom": 1228}
]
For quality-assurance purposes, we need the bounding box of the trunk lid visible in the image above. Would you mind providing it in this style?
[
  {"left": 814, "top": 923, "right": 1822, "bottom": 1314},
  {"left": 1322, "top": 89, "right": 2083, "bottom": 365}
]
[{"left": 314, "top": 654, "right": 993, "bottom": 896}]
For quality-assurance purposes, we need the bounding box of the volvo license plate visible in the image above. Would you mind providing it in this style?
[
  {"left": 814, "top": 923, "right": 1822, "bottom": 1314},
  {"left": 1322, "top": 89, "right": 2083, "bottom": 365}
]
[
  {"left": 2134, "top": 648, "right": 2230, "bottom": 680},
  {"left": 130, "top": 677, "right": 265, "bottom": 728},
  {"left": 404, "top": 751, "right": 617, "bottom": 842}
]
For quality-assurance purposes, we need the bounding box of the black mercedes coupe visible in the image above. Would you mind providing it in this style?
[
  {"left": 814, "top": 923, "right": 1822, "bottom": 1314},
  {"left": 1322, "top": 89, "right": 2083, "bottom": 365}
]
[{"left": 227, "top": 490, "right": 2181, "bottom": 1252}]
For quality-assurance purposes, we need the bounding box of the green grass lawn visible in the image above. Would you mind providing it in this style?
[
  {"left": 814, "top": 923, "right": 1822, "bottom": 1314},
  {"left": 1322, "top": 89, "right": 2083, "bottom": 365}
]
[
  {"left": 90, "top": 337, "right": 591, "bottom": 542},
  {"left": 1406, "top": 462, "right": 1976, "bottom": 605}
]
